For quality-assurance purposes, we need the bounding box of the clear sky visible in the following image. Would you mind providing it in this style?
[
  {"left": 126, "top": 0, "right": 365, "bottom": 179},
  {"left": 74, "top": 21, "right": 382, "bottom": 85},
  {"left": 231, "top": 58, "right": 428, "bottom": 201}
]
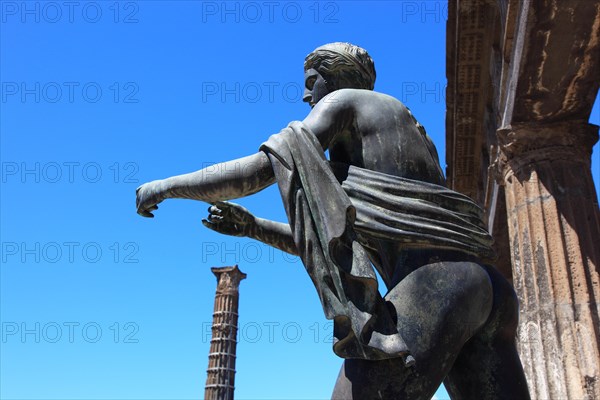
[{"left": 1, "top": 1, "right": 598, "bottom": 399}]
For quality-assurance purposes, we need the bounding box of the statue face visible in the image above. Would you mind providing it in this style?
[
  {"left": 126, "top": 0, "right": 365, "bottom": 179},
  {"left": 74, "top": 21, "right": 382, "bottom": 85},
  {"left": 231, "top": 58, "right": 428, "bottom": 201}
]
[{"left": 303, "top": 68, "right": 330, "bottom": 108}]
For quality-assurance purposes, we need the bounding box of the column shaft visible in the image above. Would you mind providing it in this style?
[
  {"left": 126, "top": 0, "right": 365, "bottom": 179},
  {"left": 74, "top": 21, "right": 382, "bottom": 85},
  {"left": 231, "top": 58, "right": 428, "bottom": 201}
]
[
  {"left": 500, "top": 122, "right": 600, "bottom": 399},
  {"left": 204, "top": 266, "right": 246, "bottom": 400}
]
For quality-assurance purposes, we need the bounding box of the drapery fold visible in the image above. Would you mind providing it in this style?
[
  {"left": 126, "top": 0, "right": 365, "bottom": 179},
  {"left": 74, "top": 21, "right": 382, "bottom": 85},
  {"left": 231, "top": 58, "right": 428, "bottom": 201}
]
[{"left": 260, "top": 121, "right": 493, "bottom": 362}]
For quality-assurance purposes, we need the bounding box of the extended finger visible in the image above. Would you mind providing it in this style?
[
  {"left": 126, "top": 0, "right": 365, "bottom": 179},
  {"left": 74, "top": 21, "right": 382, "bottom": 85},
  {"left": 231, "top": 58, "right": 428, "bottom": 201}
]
[
  {"left": 209, "top": 205, "right": 223, "bottom": 215},
  {"left": 137, "top": 208, "right": 155, "bottom": 218}
]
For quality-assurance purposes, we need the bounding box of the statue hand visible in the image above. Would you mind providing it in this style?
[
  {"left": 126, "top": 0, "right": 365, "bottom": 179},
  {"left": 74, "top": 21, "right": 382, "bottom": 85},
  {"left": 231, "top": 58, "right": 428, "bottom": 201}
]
[
  {"left": 202, "top": 201, "right": 256, "bottom": 237},
  {"left": 136, "top": 180, "right": 168, "bottom": 218}
]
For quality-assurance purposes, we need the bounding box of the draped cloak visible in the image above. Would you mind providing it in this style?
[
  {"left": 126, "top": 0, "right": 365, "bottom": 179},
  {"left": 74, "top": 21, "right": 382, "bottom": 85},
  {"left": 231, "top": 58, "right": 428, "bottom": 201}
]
[{"left": 259, "top": 121, "right": 494, "bottom": 362}]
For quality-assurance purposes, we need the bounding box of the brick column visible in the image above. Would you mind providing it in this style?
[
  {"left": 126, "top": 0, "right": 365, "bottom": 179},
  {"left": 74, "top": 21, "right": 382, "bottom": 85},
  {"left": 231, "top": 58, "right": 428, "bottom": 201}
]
[
  {"left": 498, "top": 121, "right": 600, "bottom": 399},
  {"left": 205, "top": 265, "right": 246, "bottom": 400}
]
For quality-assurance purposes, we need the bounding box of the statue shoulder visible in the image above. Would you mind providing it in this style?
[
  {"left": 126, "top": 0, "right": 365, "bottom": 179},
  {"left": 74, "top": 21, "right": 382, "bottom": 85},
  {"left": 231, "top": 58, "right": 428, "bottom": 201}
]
[
  {"left": 322, "top": 90, "right": 412, "bottom": 122},
  {"left": 327, "top": 89, "right": 404, "bottom": 107}
]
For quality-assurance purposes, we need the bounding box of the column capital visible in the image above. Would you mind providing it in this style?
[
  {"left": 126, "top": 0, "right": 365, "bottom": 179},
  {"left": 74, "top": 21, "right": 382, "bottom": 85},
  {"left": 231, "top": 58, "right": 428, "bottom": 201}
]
[
  {"left": 212, "top": 265, "right": 246, "bottom": 294},
  {"left": 495, "top": 120, "right": 598, "bottom": 180}
]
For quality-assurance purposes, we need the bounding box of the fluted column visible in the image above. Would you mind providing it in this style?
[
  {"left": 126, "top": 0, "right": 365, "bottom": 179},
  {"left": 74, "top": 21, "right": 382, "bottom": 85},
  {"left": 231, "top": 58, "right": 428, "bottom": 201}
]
[
  {"left": 498, "top": 120, "right": 600, "bottom": 399},
  {"left": 205, "top": 265, "right": 246, "bottom": 400}
]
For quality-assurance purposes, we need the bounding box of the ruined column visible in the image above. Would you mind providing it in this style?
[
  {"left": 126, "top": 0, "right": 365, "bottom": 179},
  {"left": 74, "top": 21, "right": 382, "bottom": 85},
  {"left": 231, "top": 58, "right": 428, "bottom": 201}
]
[
  {"left": 205, "top": 265, "right": 246, "bottom": 400},
  {"left": 498, "top": 121, "right": 600, "bottom": 399}
]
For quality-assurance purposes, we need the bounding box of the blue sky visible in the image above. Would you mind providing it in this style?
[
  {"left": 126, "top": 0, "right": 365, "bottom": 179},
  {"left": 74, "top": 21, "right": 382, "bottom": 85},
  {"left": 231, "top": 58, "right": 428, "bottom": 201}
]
[{"left": 1, "top": 1, "right": 598, "bottom": 399}]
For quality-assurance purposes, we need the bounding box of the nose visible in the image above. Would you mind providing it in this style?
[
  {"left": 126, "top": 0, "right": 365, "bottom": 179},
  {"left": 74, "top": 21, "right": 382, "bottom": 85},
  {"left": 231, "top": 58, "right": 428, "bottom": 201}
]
[{"left": 303, "top": 88, "right": 312, "bottom": 103}]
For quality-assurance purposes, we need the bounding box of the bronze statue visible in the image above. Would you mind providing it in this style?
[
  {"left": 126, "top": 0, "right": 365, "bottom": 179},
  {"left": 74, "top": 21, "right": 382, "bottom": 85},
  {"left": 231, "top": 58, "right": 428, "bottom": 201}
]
[{"left": 136, "top": 43, "right": 530, "bottom": 399}]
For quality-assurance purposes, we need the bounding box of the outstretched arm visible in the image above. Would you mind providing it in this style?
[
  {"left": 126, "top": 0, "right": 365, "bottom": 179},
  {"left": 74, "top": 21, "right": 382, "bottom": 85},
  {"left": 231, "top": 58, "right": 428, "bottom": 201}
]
[
  {"left": 251, "top": 218, "right": 297, "bottom": 256},
  {"left": 136, "top": 89, "right": 354, "bottom": 218},
  {"left": 136, "top": 153, "right": 275, "bottom": 217},
  {"left": 203, "top": 202, "right": 298, "bottom": 256}
]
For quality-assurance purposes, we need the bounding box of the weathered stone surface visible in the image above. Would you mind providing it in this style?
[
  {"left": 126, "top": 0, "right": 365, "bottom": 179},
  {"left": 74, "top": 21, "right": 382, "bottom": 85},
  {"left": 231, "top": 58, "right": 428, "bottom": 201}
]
[
  {"left": 512, "top": 0, "right": 600, "bottom": 123},
  {"left": 205, "top": 266, "right": 246, "bottom": 400},
  {"left": 500, "top": 122, "right": 600, "bottom": 399},
  {"left": 446, "top": 0, "right": 500, "bottom": 205},
  {"left": 447, "top": 0, "right": 600, "bottom": 398}
]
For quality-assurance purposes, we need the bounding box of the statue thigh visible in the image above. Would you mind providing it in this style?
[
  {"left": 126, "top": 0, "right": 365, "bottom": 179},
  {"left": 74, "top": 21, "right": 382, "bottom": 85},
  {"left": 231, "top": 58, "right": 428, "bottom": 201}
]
[
  {"left": 443, "top": 264, "right": 530, "bottom": 400},
  {"left": 331, "top": 261, "right": 496, "bottom": 400}
]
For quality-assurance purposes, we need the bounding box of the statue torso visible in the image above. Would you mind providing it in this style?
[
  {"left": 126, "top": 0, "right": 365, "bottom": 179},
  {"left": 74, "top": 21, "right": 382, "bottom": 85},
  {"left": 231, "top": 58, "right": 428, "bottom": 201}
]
[
  {"left": 327, "top": 90, "right": 445, "bottom": 186},
  {"left": 325, "top": 90, "right": 456, "bottom": 287}
]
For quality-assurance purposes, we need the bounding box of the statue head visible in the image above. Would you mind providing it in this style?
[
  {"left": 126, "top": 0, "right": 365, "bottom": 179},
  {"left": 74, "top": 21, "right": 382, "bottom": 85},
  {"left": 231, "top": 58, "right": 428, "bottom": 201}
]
[{"left": 304, "top": 42, "right": 376, "bottom": 94}]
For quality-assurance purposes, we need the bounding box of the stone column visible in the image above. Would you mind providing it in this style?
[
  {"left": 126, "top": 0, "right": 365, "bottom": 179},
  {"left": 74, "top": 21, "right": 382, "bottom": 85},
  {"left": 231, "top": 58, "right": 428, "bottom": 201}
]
[
  {"left": 498, "top": 120, "right": 600, "bottom": 399},
  {"left": 205, "top": 265, "right": 246, "bottom": 400}
]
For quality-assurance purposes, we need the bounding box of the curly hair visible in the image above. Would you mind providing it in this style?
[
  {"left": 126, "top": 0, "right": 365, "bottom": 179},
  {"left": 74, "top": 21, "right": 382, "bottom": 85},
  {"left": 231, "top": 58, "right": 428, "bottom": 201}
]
[{"left": 304, "top": 42, "right": 376, "bottom": 91}]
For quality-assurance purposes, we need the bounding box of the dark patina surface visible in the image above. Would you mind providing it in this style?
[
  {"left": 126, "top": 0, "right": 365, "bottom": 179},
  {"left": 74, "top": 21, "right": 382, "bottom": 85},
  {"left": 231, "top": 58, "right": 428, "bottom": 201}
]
[{"left": 136, "top": 43, "right": 530, "bottom": 399}]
